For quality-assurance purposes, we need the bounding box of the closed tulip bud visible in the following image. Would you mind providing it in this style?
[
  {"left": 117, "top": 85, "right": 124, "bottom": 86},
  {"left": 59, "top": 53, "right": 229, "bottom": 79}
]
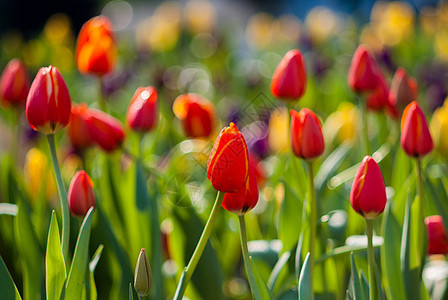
[
  {"left": 348, "top": 45, "right": 380, "bottom": 93},
  {"left": 26, "top": 66, "right": 71, "bottom": 134},
  {"left": 126, "top": 86, "right": 158, "bottom": 133},
  {"left": 76, "top": 16, "right": 116, "bottom": 76},
  {"left": 367, "top": 72, "right": 389, "bottom": 112},
  {"left": 0, "top": 58, "right": 30, "bottom": 107},
  {"left": 430, "top": 101, "right": 448, "bottom": 155},
  {"left": 350, "top": 156, "right": 387, "bottom": 219},
  {"left": 425, "top": 215, "right": 448, "bottom": 255},
  {"left": 222, "top": 167, "right": 258, "bottom": 215},
  {"left": 85, "top": 108, "right": 125, "bottom": 152},
  {"left": 207, "top": 122, "right": 249, "bottom": 192},
  {"left": 389, "top": 68, "right": 418, "bottom": 112},
  {"left": 68, "top": 103, "right": 93, "bottom": 150},
  {"left": 400, "top": 101, "right": 434, "bottom": 157},
  {"left": 68, "top": 170, "right": 95, "bottom": 217},
  {"left": 270, "top": 49, "right": 307, "bottom": 101},
  {"left": 134, "top": 248, "right": 152, "bottom": 297},
  {"left": 173, "top": 93, "right": 216, "bottom": 138},
  {"left": 290, "top": 108, "right": 325, "bottom": 159}
]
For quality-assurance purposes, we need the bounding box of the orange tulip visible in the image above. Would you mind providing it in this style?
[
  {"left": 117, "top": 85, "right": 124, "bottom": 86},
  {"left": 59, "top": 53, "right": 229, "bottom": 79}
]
[
  {"left": 126, "top": 86, "right": 158, "bottom": 133},
  {"left": 76, "top": 16, "right": 116, "bottom": 76},
  {"left": 68, "top": 170, "right": 95, "bottom": 216},
  {"left": 0, "top": 58, "right": 30, "bottom": 107},
  {"left": 400, "top": 101, "right": 433, "bottom": 157},
  {"left": 68, "top": 103, "right": 94, "bottom": 150},
  {"left": 290, "top": 108, "right": 325, "bottom": 159}
]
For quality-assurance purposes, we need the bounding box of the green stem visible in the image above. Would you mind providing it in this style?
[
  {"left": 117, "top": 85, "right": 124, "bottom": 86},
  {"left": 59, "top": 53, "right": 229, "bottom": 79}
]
[
  {"left": 359, "top": 96, "right": 371, "bottom": 155},
  {"left": 98, "top": 76, "right": 107, "bottom": 112},
  {"left": 173, "top": 191, "right": 224, "bottom": 299},
  {"left": 238, "top": 215, "right": 261, "bottom": 300},
  {"left": 306, "top": 161, "right": 316, "bottom": 300},
  {"left": 47, "top": 134, "right": 69, "bottom": 262},
  {"left": 366, "top": 219, "right": 377, "bottom": 300},
  {"left": 416, "top": 158, "right": 425, "bottom": 262}
]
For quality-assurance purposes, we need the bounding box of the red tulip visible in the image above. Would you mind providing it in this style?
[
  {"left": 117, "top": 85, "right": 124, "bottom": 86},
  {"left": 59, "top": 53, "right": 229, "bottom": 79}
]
[
  {"left": 207, "top": 122, "right": 249, "bottom": 192},
  {"left": 400, "top": 101, "right": 433, "bottom": 157},
  {"left": 350, "top": 156, "right": 387, "bottom": 219},
  {"left": 0, "top": 58, "right": 30, "bottom": 107},
  {"left": 270, "top": 49, "right": 307, "bottom": 101},
  {"left": 126, "top": 86, "right": 158, "bottom": 133},
  {"left": 68, "top": 170, "right": 95, "bottom": 217},
  {"left": 222, "top": 167, "right": 258, "bottom": 215},
  {"left": 76, "top": 16, "right": 116, "bottom": 76},
  {"left": 26, "top": 66, "right": 71, "bottom": 134},
  {"left": 366, "top": 72, "right": 389, "bottom": 112},
  {"left": 248, "top": 152, "right": 266, "bottom": 188},
  {"left": 425, "top": 215, "right": 448, "bottom": 255},
  {"left": 348, "top": 45, "right": 380, "bottom": 93},
  {"left": 85, "top": 108, "right": 125, "bottom": 152},
  {"left": 290, "top": 108, "right": 325, "bottom": 159},
  {"left": 173, "top": 93, "right": 216, "bottom": 138},
  {"left": 389, "top": 68, "right": 418, "bottom": 113},
  {"left": 68, "top": 103, "right": 94, "bottom": 150}
]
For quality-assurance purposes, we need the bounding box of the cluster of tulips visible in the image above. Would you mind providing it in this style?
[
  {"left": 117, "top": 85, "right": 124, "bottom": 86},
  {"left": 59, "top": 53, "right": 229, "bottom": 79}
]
[{"left": 1, "top": 5, "right": 448, "bottom": 300}]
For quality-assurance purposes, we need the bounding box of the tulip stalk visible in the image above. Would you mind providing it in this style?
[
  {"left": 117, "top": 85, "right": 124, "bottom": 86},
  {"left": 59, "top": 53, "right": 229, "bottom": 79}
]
[
  {"left": 98, "top": 77, "right": 107, "bottom": 112},
  {"left": 360, "top": 97, "right": 371, "bottom": 155},
  {"left": 366, "top": 219, "right": 377, "bottom": 300},
  {"left": 416, "top": 158, "right": 425, "bottom": 261},
  {"left": 238, "top": 215, "right": 261, "bottom": 300},
  {"left": 47, "top": 134, "right": 70, "bottom": 262},
  {"left": 174, "top": 191, "right": 224, "bottom": 299},
  {"left": 306, "top": 160, "right": 316, "bottom": 299}
]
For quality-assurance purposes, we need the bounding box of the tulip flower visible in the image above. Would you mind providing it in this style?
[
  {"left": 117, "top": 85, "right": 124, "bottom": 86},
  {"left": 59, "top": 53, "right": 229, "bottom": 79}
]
[
  {"left": 68, "top": 170, "right": 95, "bottom": 217},
  {"left": 270, "top": 49, "right": 307, "bottom": 101},
  {"left": 222, "top": 167, "right": 258, "bottom": 215},
  {"left": 430, "top": 101, "right": 448, "bottom": 156},
  {"left": 425, "top": 215, "right": 448, "bottom": 255},
  {"left": 207, "top": 122, "right": 249, "bottom": 193},
  {"left": 75, "top": 16, "right": 116, "bottom": 76},
  {"left": 400, "top": 101, "right": 434, "bottom": 158},
  {"left": 0, "top": 58, "right": 30, "bottom": 107},
  {"left": 348, "top": 45, "right": 380, "bottom": 93},
  {"left": 350, "top": 156, "right": 387, "bottom": 219},
  {"left": 84, "top": 108, "right": 125, "bottom": 152},
  {"left": 126, "top": 86, "right": 158, "bottom": 133},
  {"left": 366, "top": 72, "right": 389, "bottom": 112},
  {"left": 26, "top": 66, "right": 71, "bottom": 135},
  {"left": 248, "top": 152, "right": 266, "bottom": 188},
  {"left": 173, "top": 93, "right": 216, "bottom": 138},
  {"left": 389, "top": 67, "right": 418, "bottom": 113},
  {"left": 68, "top": 103, "right": 93, "bottom": 150},
  {"left": 290, "top": 108, "right": 325, "bottom": 160},
  {"left": 134, "top": 248, "right": 153, "bottom": 297}
]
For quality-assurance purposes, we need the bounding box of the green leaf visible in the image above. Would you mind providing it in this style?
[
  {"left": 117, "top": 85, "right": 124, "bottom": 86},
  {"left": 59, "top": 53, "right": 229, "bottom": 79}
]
[
  {"left": 250, "top": 257, "right": 274, "bottom": 300},
  {"left": 87, "top": 244, "right": 104, "bottom": 300},
  {"left": 135, "top": 161, "right": 149, "bottom": 210},
  {"left": 46, "top": 211, "right": 66, "bottom": 300},
  {"left": 350, "top": 253, "right": 363, "bottom": 300},
  {"left": 277, "top": 181, "right": 302, "bottom": 253},
  {"left": 65, "top": 208, "right": 95, "bottom": 300},
  {"left": 359, "top": 271, "right": 369, "bottom": 300},
  {"left": 381, "top": 202, "right": 406, "bottom": 299},
  {"left": 15, "top": 199, "right": 43, "bottom": 300},
  {"left": 315, "top": 143, "right": 351, "bottom": 191},
  {"left": 297, "top": 252, "right": 311, "bottom": 300},
  {"left": 129, "top": 283, "right": 134, "bottom": 300},
  {"left": 426, "top": 177, "right": 448, "bottom": 234},
  {"left": 267, "top": 249, "right": 292, "bottom": 293},
  {"left": 0, "top": 253, "right": 22, "bottom": 299}
]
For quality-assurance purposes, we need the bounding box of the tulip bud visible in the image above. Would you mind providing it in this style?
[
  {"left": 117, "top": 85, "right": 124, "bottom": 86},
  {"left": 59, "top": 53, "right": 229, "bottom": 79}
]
[
  {"left": 400, "top": 101, "right": 434, "bottom": 157},
  {"left": 425, "top": 215, "right": 448, "bottom": 255},
  {"left": 173, "top": 93, "right": 216, "bottom": 138},
  {"left": 348, "top": 45, "right": 380, "bottom": 93},
  {"left": 222, "top": 166, "right": 258, "bottom": 215},
  {"left": 290, "top": 108, "right": 325, "bottom": 159},
  {"left": 270, "top": 49, "right": 307, "bottom": 101},
  {"left": 76, "top": 16, "right": 117, "bottom": 76},
  {"left": 68, "top": 170, "right": 95, "bottom": 217},
  {"left": 366, "top": 72, "right": 389, "bottom": 112},
  {"left": 26, "top": 66, "right": 71, "bottom": 134},
  {"left": 207, "top": 122, "right": 249, "bottom": 192},
  {"left": 389, "top": 67, "right": 418, "bottom": 113},
  {"left": 85, "top": 108, "right": 125, "bottom": 152},
  {"left": 350, "top": 156, "right": 387, "bottom": 219},
  {"left": 430, "top": 101, "right": 448, "bottom": 156},
  {"left": 68, "top": 103, "right": 94, "bottom": 150},
  {"left": 126, "top": 86, "right": 158, "bottom": 133},
  {"left": 134, "top": 248, "right": 152, "bottom": 297},
  {"left": 0, "top": 58, "right": 30, "bottom": 107}
]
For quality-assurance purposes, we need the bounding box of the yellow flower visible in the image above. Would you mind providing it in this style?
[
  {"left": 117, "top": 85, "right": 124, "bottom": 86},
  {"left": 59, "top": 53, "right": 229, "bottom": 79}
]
[
  {"left": 136, "top": 16, "right": 179, "bottom": 52},
  {"left": 324, "top": 102, "right": 359, "bottom": 144},
  {"left": 305, "top": 6, "right": 341, "bottom": 45},
  {"left": 273, "top": 14, "right": 302, "bottom": 45},
  {"left": 431, "top": 100, "right": 448, "bottom": 156},
  {"left": 24, "top": 148, "right": 57, "bottom": 200},
  {"left": 268, "top": 107, "right": 289, "bottom": 153},
  {"left": 246, "top": 13, "right": 275, "bottom": 50},
  {"left": 435, "top": 29, "right": 448, "bottom": 62},
  {"left": 184, "top": 0, "right": 216, "bottom": 34},
  {"left": 44, "top": 13, "right": 73, "bottom": 46}
]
